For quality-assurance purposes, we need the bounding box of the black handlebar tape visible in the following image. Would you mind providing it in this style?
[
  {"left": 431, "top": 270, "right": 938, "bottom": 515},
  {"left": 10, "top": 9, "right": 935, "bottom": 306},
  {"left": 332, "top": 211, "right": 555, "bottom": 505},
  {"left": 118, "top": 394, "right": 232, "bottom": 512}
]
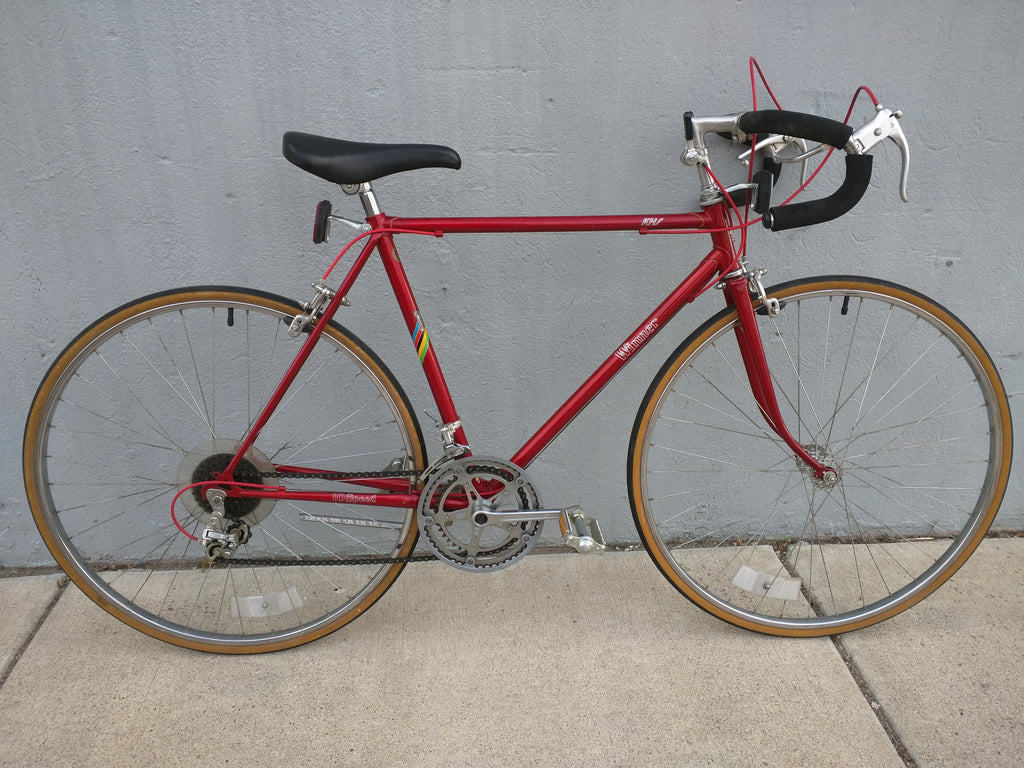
[
  {"left": 737, "top": 110, "right": 854, "bottom": 150},
  {"left": 762, "top": 154, "right": 874, "bottom": 232}
]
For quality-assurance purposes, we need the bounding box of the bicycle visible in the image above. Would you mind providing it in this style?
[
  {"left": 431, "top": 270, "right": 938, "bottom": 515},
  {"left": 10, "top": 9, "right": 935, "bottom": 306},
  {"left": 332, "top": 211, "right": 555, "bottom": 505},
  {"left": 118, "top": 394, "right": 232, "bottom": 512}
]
[{"left": 23, "top": 65, "right": 1013, "bottom": 653}]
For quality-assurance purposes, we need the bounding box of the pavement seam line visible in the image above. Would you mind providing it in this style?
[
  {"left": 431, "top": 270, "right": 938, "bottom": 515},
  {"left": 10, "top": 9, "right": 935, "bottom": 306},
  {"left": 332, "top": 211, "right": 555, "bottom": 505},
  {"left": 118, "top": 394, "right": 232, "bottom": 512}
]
[
  {"left": 831, "top": 634, "right": 918, "bottom": 768},
  {"left": 0, "top": 576, "right": 69, "bottom": 691}
]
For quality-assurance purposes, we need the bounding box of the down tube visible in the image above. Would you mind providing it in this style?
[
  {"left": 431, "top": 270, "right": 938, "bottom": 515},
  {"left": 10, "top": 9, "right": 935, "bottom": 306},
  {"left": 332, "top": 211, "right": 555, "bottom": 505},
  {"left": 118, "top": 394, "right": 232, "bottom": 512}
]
[{"left": 511, "top": 252, "right": 725, "bottom": 468}]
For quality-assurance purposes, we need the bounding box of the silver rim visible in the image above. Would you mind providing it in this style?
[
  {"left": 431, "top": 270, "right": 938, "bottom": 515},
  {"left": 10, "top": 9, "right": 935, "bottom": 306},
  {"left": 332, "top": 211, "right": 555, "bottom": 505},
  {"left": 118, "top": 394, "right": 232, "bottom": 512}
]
[
  {"left": 29, "top": 290, "right": 421, "bottom": 649},
  {"left": 634, "top": 279, "right": 1008, "bottom": 632}
]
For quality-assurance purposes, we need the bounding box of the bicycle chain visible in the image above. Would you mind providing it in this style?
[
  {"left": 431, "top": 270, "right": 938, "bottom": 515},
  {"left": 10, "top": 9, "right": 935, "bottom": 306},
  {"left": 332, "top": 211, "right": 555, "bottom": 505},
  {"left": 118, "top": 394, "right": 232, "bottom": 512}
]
[
  {"left": 222, "top": 552, "right": 437, "bottom": 567},
  {"left": 215, "top": 467, "right": 437, "bottom": 566},
  {"left": 260, "top": 468, "right": 422, "bottom": 481}
]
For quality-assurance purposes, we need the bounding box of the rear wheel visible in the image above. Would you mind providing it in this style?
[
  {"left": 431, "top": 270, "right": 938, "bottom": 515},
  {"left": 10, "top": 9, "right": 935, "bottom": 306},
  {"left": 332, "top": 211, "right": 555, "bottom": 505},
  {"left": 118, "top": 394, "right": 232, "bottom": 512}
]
[
  {"left": 24, "top": 287, "right": 426, "bottom": 653},
  {"left": 628, "top": 276, "right": 1012, "bottom": 635}
]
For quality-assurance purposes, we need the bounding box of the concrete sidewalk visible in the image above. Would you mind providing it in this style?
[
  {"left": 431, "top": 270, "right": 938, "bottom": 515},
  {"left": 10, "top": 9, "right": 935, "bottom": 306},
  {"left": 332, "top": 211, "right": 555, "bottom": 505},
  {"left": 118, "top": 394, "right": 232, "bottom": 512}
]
[{"left": 1, "top": 541, "right": 1022, "bottom": 768}]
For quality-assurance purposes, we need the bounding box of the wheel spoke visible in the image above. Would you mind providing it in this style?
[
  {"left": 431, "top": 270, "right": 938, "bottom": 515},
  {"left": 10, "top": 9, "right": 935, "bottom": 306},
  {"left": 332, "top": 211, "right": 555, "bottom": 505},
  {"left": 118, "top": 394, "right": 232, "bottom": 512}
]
[
  {"left": 25, "top": 288, "right": 425, "bottom": 652},
  {"left": 630, "top": 277, "right": 1010, "bottom": 635}
]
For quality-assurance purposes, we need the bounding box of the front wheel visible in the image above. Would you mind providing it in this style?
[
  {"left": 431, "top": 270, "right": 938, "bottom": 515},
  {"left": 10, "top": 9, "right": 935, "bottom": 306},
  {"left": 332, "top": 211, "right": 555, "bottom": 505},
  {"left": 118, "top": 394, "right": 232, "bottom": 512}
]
[
  {"left": 24, "top": 287, "right": 426, "bottom": 653},
  {"left": 628, "top": 276, "right": 1012, "bottom": 636}
]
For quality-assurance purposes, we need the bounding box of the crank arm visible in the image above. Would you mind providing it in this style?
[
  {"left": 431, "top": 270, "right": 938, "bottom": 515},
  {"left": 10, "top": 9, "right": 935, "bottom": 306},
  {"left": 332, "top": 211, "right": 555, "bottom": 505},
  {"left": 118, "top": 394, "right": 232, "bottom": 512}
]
[
  {"left": 472, "top": 507, "right": 606, "bottom": 554},
  {"left": 471, "top": 509, "right": 565, "bottom": 525},
  {"left": 560, "top": 506, "right": 606, "bottom": 553}
]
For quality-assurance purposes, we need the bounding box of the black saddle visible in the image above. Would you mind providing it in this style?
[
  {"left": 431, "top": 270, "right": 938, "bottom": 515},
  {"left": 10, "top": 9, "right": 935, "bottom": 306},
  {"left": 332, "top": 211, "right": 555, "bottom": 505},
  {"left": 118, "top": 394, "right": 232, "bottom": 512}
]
[{"left": 282, "top": 132, "right": 461, "bottom": 185}]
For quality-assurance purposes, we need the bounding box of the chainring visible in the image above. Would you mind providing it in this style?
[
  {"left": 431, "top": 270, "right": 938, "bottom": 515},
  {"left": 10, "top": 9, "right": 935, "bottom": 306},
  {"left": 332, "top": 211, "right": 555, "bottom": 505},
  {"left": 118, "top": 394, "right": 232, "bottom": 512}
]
[{"left": 417, "top": 456, "right": 542, "bottom": 571}]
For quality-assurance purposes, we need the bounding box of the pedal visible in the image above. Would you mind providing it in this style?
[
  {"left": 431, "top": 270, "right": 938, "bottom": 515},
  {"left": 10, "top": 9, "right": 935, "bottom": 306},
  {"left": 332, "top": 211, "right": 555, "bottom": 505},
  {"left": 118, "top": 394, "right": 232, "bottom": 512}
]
[{"left": 561, "top": 507, "right": 606, "bottom": 554}]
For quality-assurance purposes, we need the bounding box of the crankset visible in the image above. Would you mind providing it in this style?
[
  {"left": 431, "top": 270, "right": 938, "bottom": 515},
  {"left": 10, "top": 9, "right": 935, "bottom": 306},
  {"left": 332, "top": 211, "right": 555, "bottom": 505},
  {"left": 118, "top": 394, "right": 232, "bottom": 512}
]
[{"left": 417, "top": 457, "right": 547, "bottom": 571}]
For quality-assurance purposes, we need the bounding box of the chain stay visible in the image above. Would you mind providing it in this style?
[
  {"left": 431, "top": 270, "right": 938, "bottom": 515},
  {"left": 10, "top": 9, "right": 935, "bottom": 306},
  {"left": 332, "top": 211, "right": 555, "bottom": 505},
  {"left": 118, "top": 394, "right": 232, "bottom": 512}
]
[{"left": 204, "top": 466, "right": 430, "bottom": 566}]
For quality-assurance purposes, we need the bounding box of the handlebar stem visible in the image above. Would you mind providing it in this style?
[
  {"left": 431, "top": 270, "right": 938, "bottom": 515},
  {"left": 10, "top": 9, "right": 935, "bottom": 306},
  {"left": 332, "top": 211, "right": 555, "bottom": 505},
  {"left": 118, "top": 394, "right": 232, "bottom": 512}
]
[{"left": 680, "top": 114, "right": 744, "bottom": 206}]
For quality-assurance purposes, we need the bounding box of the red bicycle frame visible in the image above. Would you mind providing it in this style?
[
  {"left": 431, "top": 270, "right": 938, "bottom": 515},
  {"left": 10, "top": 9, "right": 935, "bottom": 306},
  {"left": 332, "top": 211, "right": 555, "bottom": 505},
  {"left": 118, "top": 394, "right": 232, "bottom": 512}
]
[{"left": 223, "top": 196, "right": 832, "bottom": 509}]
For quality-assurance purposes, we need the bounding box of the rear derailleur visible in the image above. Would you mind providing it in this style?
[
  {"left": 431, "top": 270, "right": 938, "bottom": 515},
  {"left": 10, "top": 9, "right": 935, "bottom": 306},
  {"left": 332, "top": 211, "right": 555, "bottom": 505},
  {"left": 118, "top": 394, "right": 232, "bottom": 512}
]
[{"left": 201, "top": 488, "right": 252, "bottom": 564}]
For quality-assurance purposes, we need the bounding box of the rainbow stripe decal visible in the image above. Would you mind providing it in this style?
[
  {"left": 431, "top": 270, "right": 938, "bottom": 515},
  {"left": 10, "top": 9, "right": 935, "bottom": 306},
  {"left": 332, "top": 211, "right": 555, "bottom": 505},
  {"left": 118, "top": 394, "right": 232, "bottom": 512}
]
[{"left": 413, "top": 317, "right": 430, "bottom": 363}]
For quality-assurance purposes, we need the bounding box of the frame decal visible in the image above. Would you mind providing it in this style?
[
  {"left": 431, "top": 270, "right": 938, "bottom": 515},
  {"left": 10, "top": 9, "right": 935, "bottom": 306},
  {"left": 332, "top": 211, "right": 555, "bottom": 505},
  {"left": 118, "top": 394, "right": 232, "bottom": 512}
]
[
  {"left": 615, "top": 317, "right": 660, "bottom": 360},
  {"left": 413, "top": 315, "right": 430, "bottom": 363}
]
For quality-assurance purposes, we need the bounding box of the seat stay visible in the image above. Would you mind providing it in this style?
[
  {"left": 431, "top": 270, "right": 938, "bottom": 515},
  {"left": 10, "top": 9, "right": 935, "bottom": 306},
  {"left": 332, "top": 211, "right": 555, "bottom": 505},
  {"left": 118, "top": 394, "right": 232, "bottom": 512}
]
[{"left": 223, "top": 232, "right": 383, "bottom": 479}]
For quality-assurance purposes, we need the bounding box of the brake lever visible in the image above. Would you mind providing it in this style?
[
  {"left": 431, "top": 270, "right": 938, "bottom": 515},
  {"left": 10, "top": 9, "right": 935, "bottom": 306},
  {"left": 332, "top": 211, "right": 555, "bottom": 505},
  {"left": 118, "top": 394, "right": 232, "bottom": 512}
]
[
  {"left": 783, "top": 138, "right": 811, "bottom": 187},
  {"left": 846, "top": 105, "right": 909, "bottom": 202},
  {"left": 738, "top": 135, "right": 813, "bottom": 164},
  {"left": 738, "top": 136, "right": 815, "bottom": 187}
]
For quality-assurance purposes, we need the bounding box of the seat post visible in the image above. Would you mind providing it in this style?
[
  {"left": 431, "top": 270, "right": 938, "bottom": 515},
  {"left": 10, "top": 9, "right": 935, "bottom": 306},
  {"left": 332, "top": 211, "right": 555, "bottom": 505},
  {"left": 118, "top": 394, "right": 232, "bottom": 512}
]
[{"left": 355, "top": 182, "right": 381, "bottom": 218}]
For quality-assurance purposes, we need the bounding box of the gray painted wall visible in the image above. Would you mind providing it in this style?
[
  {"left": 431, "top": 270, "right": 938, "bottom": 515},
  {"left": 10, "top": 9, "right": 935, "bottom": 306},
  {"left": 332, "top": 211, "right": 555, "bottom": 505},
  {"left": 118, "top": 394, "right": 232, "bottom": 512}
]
[{"left": 2, "top": 0, "right": 1021, "bottom": 567}]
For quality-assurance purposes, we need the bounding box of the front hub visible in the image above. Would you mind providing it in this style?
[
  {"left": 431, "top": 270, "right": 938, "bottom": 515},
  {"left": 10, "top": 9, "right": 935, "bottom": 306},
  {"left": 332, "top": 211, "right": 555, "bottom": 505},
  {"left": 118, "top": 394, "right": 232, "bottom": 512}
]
[{"left": 797, "top": 443, "right": 841, "bottom": 489}]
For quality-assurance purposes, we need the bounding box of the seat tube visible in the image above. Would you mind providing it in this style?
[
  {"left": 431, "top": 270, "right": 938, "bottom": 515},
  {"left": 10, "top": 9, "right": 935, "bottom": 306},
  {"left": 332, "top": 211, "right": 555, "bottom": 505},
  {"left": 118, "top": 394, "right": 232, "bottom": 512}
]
[
  {"left": 367, "top": 214, "right": 469, "bottom": 448},
  {"left": 722, "top": 273, "right": 833, "bottom": 480}
]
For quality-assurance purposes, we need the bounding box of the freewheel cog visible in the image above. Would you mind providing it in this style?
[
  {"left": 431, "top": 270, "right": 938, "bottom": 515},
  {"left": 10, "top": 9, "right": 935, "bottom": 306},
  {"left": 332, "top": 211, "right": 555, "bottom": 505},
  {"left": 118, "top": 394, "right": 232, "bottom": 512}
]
[
  {"left": 417, "top": 457, "right": 542, "bottom": 571},
  {"left": 176, "top": 439, "right": 276, "bottom": 526}
]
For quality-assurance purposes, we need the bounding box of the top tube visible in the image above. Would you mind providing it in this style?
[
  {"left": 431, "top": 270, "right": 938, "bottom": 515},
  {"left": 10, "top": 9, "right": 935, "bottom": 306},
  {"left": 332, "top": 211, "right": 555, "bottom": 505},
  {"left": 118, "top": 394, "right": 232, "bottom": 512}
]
[
  {"left": 358, "top": 201, "right": 740, "bottom": 469},
  {"left": 382, "top": 211, "right": 715, "bottom": 235}
]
